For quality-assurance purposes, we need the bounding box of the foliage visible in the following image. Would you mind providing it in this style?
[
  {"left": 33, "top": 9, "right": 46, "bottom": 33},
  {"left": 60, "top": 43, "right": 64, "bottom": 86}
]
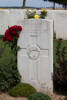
[
  {"left": 0, "top": 41, "right": 21, "bottom": 92},
  {"left": 43, "top": 0, "right": 67, "bottom": 8},
  {"left": 53, "top": 39, "right": 67, "bottom": 94},
  {"left": 28, "top": 92, "right": 52, "bottom": 100},
  {"left": 0, "top": 35, "right": 4, "bottom": 39},
  {"left": 53, "top": 32, "right": 56, "bottom": 39},
  {"left": 65, "top": 97, "right": 67, "bottom": 100},
  {"left": 26, "top": 10, "right": 36, "bottom": 19},
  {"left": 53, "top": 0, "right": 67, "bottom": 7},
  {"left": 8, "top": 83, "right": 37, "bottom": 97},
  {"left": 0, "top": 25, "right": 22, "bottom": 92},
  {"left": 26, "top": 9, "right": 47, "bottom": 19},
  {"left": 53, "top": 40, "right": 67, "bottom": 68},
  {"left": 40, "top": 9, "right": 47, "bottom": 19}
]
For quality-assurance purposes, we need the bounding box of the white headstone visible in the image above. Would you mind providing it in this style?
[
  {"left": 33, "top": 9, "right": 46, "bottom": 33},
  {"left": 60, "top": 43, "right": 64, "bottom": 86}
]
[
  {"left": 54, "top": 11, "right": 67, "bottom": 40},
  {"left": 18, "top": 19, "right": 53, "bottom": 93},
  {"left": 0, "top": 10, "right": 9, "bottom": 35},
  {"left": 0, "top": 9, "right": 25, "bottom": 35}
]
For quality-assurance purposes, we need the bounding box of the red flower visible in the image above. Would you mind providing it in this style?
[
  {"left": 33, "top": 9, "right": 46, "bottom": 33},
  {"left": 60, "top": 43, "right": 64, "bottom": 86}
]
[
  {"left": 3, "top": 25, "right": 22, "bottom": 42},
  {"left": 7, "top": 35, "right": 13, "bottom": 41},
  {"left": 5, "top": 29, "right": 10, "bottom": 36},
  {"left": 16, "top": 34, "right": 19, "bottom": 38},
  {"left": 9, "top": 25, "right": 18, "bottom": 31},
  {"left": 9, "top": 25, "right": 22, "bottom": 32},
  {"left": 11, "top": 31, "right": 19, "bottom": 38},
  {"left": 3, "top": 36, "right": 6, "bottom": 41},
  {"left": 11, "top": 31, "right": 17, "bottom": 35},
  {"left": 18, "top": 26, "right": 22, "bottom": 31}
]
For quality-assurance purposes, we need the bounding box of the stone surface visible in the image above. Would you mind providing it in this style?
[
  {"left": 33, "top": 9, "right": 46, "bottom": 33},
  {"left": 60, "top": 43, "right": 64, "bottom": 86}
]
[
  {"left": 0, "top": 9, "right": 67, "bottom": 39},
  {"left": 54, "top": 10, "right": 67, "bottom": 40},
  {"left": 18, "top": 19, "right": 53, "bottom": 93},
  {"left": 0, "top": 9, "right": 25, "bottom": 35}
]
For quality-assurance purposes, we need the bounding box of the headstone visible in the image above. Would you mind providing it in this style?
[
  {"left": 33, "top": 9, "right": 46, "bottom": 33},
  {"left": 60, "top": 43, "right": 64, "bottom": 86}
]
[
  {"left": 18, "top": 19, "right": 53, "bottom": 93},
  {"left": 0, "top": 10, "right": 9, "bottom": 35},
  {"left": 8, "top": 9, "right": 25, "bottom": 26},
  {"left": 54, "top": 11, "right": 67, "bottom": 40},
  {"left": 0, "top": 9, "right": 25, "bottom": 35}
]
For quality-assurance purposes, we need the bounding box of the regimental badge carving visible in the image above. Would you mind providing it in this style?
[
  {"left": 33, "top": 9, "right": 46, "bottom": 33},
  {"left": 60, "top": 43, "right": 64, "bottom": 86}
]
[{"left": 27, "top": 44, "right": 40, "bottom": 60}]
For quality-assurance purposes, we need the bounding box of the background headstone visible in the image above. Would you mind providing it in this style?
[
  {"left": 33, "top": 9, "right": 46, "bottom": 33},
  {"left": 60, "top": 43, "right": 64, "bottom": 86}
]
[{"left": 54, "top": 10, "right": 67, "bottom": 40}]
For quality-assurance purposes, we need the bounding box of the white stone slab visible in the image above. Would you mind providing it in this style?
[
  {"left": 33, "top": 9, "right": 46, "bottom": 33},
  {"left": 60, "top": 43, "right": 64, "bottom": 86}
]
[
  {"left": 54, "top": 10, "right": 67, "bottom": 40},
  {"left": 18, "top": 19, "right": 53, "bottom": 93},
  {"left": 0, "top": 10, "right": 9, "bottom": 35},
  {"left": 0, "top": 9, "right": 26, "bottom": 35}
]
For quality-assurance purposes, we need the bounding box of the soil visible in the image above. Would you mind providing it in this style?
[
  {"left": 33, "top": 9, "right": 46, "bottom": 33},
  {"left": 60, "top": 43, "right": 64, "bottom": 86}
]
[
  {"left": 0, "top": 93, "right": 27, "bottom": 100},
  {"left": 49, "top": 93, "right": 65, "bottom": 100},
  {"left": 0, "top": 93, "right": 66, "bottom": 100}
]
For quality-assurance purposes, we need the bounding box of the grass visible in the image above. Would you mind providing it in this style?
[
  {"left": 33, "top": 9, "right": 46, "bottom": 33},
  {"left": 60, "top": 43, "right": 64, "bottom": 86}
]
[
  {"left": 53, "top": 39, "right": 67, "bottom": 94},
  {"left": 53, "top": 39, "right": 67, "bottom": 68}
]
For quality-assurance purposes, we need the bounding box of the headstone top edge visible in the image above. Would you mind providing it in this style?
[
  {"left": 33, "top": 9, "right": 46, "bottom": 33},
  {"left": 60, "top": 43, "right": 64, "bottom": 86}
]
[
  {"left": 23, "top": 19, "right": 53, "bottom": 22},
  {"left": 21, "top": 19, "right": 53, "bottom": 26}
]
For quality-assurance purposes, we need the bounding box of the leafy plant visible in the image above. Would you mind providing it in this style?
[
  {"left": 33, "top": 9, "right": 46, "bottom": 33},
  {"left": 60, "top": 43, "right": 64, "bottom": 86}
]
[
  {"left": 0, "top": 44, "right": 21, "bottom": 92},
  {"left": 64, "top": 97, "right": 67, "bottom": 100},
  {"left": 0, "top": 25, "right": 22, "bottom": 92},
  {"left": 28, "top": 92, "right": 52, "bottom": 100},
  {"left": 8, "top": 83, "right": 37, "bottom": 97},
  {"left": 26, "top": 10, "right": 36, "bottom": 19},
  {"left": 53, "top": 32, "right": 56, "bottom": 39},
  {"left": 53, "top": 39, "right": 67, "bottom": 93},
  {"left": 0, "top": 35, "right": 4, "bottom": 39},
  {"left": 40, "top": 9, "right": 47, "bottom": 19},
  {"left": 26, "top": 9, "right": 47, "bottom": 19}
]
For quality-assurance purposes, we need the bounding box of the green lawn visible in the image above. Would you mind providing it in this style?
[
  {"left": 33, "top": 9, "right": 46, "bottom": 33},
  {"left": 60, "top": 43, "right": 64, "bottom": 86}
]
[{"left": 53, "top": 40, "right": 67, "bottom": 68}]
